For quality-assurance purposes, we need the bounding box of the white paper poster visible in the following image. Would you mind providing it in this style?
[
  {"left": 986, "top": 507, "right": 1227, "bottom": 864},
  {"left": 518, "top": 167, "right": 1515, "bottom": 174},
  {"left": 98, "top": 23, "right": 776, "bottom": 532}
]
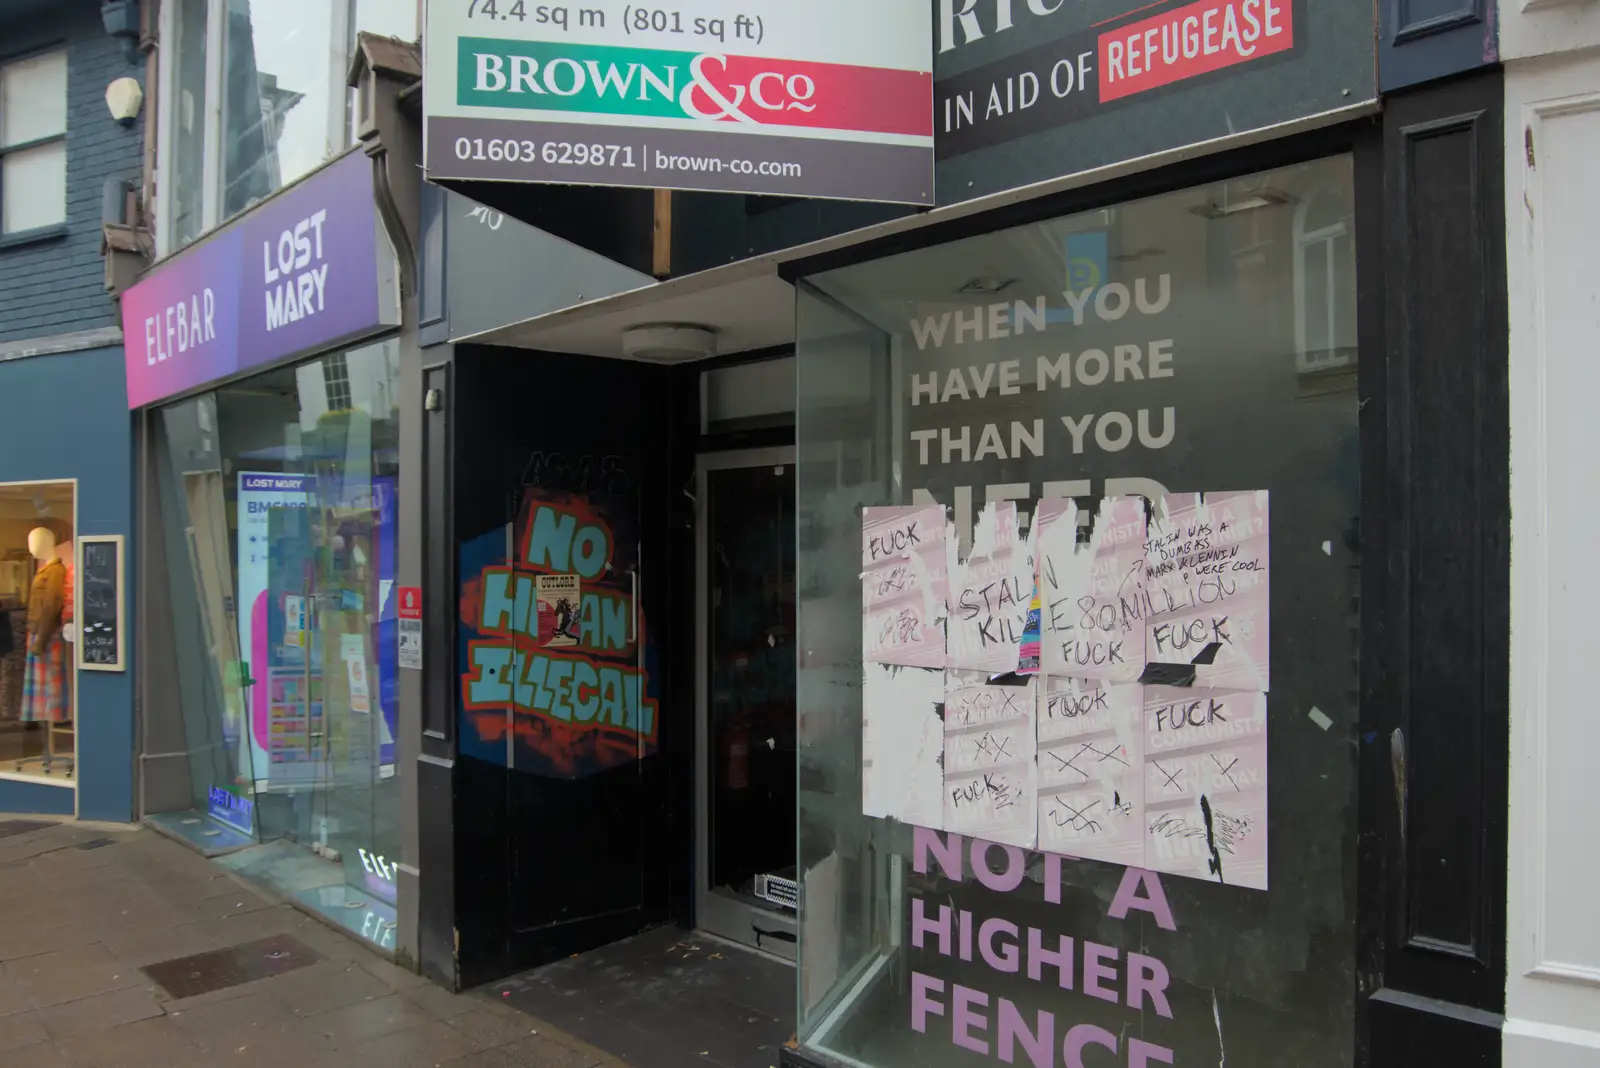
[
  {"left": 1144, "top": 491, "right": 1271, "bottom": 691},
  {"left": 397, "top": 618, "right": 422, "bottom": 670},
  {"left": 862, "top": 663, "right": 945, "bottom": 828},
  {"left": 946, "top": 502, "right": 1033, "bottom": 673},
  {"left": 1143, "top": 686, "right": 1269, "bottom": 890},
  {"left": 861, "top": 504, "right": 947, "bottom": 669},
  {"left": 943, "top": 670, "right": 1037, "bottom": 848},
  {"left": 1038, "top": 496, "right": 1148, "bottom": 682},
  {"left": 855, "top": 489, "right": 1275, "bottom": 894},
  {"left": 1036, "top": 676, "right": 1145, "bottom": 866}
]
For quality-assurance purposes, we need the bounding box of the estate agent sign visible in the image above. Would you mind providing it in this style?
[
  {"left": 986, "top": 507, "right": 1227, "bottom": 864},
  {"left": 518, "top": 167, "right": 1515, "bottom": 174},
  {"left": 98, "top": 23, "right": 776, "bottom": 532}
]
[{"left": 423, "top": 0, "right": 935, "bottom": 204}]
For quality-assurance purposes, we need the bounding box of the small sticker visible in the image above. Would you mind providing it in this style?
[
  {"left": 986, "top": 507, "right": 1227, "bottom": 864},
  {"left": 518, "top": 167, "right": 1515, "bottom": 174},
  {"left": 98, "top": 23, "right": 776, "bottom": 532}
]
[
  {"left": 1308, "top": 707, "right": 1334, "bottom": 731},
  {"left": 398, "top": 618, "right": 422, "bottom": 670}
]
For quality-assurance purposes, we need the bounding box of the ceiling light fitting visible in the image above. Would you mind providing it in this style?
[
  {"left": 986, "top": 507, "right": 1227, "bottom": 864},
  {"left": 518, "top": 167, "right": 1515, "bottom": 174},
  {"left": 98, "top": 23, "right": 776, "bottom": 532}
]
[
  {"left": 621, "top": 323, "right": 718, "bottom": 364},
  {"left": 1189, "top": 188, "right": 1294, "bottom": 220}
]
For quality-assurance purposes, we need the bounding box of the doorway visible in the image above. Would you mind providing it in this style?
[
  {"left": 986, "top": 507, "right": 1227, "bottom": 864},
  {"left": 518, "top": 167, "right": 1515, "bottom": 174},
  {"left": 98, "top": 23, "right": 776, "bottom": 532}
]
[{"left": 696, "top": 448, "right": 798, "bottom": 960}]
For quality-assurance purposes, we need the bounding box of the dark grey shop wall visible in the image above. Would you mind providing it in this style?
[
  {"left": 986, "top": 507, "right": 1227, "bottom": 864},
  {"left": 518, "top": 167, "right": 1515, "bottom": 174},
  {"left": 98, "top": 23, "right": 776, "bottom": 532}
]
[
  {"left": 1379, "top": 0, "right": 1498, "bottom": 92},
  {"left": 933, "top": 0, "right": 1379, "bottom": 205},
  {"left": 421, "top": 183, "right": 655, "bottom": 346},
  {"left": 0, "top": 347, "right": 135, "bottom": 823},
  {"left": 0, "top": 2, "right": 144, "bottom": 344}
]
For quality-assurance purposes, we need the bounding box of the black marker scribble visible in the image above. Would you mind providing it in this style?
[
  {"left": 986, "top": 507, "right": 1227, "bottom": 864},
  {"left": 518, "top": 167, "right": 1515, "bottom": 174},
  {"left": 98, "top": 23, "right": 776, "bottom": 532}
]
[
  {"left": 1153, "top": 760, "right": 1182, "bottom": 792},
  {"left": 1201, "top": 795, "right": 1224, "bottom": 883},
  {"left": 1211, "top": 754, "right": 1242, "bottom": 791},
  {"left": 1049, "top": 798, "right": 1102, "bottom": 834}
]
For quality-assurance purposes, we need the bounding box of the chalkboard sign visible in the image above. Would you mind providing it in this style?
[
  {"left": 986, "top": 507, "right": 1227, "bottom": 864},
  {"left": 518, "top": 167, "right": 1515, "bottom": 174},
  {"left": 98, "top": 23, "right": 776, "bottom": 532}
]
[{"left": 76, "top": 535, "right": 125, "bottom": 672}]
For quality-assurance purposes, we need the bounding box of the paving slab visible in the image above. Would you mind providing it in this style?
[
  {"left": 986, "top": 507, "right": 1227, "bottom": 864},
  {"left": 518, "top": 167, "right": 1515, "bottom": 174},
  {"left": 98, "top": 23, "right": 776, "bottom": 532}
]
[{"left": 0, "top": 817, "right": 629, "bottom": 1068}]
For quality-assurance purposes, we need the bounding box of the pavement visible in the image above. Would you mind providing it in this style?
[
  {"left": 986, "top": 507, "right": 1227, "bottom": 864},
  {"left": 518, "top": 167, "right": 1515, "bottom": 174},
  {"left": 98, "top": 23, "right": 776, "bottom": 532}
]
[{"left": 0, "top": 817, "right": 623, "bottom": 1068}]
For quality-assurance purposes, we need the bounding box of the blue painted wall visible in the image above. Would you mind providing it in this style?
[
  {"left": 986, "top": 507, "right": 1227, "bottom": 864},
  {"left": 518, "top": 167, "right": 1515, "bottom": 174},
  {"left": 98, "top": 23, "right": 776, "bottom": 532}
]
[
  {"left": 0, "top": 1, "right": 145, "bottom": 343},
  {"left": 0, "top": 347, "right": 134, "bottom": 822}
]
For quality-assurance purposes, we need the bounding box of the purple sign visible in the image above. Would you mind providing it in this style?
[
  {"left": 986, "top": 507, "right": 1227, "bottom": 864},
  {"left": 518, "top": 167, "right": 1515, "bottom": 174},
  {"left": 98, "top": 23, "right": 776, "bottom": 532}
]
[{"left": 121, "top": 151, "right": 392, "bottom": 409}]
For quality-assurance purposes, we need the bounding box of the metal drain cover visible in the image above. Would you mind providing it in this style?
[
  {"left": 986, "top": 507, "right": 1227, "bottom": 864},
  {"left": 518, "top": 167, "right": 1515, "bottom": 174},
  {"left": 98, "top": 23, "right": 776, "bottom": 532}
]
[{"left": 141, "top": 934, "right": 322, "bottom": 999}]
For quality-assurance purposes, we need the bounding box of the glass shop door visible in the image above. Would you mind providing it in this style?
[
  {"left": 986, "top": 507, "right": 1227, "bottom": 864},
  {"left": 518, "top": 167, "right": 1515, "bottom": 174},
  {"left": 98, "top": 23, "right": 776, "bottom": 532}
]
[{"left": 696, "top": 448, "right": 799, "bottom": 960}]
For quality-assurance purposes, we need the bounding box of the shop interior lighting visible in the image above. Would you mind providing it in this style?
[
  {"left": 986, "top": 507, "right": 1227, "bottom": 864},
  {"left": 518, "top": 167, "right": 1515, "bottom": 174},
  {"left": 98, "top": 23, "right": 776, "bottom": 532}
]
[
  {"left": 1189, "top": 187, "right": 1295, "bottom": 219},
  {"left": 955, "top": 276, "right": 1017, "bottom": 295}
]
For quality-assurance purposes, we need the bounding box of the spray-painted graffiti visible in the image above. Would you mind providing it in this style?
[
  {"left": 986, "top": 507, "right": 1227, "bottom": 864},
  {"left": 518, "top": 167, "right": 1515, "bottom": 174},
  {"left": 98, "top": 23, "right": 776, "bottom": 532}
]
[{"left": 459, "top": 487, "right": 657, "bottom": 777}]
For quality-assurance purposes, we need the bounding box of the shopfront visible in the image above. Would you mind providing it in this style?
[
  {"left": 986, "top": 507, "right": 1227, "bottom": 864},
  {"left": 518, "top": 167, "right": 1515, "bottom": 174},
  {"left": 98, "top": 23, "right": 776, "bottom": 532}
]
[
  {"left": 123, "top": 148, "right": 406, "bottom": 948},
  {"left": 415, "top": 0, "right": 1510, "bottom": 1062},
  {"left": 0, "top": 348, "right": 135, "bottom": 821}
]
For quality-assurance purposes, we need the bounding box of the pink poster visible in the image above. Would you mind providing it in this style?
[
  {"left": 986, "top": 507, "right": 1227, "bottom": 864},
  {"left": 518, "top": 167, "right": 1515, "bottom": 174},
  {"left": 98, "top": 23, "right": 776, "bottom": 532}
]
[
  {"left": 946, "top": 502, "right": 1032, "bottom": 673},
  {"left": 1038, "top": 497, "right": 1149, "bottom": 682},
  {"left": 943, "top": 670, "right": 1037, "bottom": 849},
  {"left": 1144, "top": 491, "right": 1270, "bottom": 692},
  {"left": 1142, "top": 686, "right": 1269, "bottom": 890},
  {"left": 1036, "top": 676, "right": 1145, "bottom": 866},
  {"left": 861, "top": 505, "right": 947, "bottom": 669}
]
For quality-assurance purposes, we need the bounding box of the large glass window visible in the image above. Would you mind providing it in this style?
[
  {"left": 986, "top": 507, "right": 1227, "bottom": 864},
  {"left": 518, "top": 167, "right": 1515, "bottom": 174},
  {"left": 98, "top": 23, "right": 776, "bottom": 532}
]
[
  {"left": 0, "top": 482, "right": 77, "bottom": 784},
  {"left": 169, "top": 0, "right": 209, "bottom": 247},
  {"left": 0, "top": 49, "right": 68, "bottom": 237},
  {"left": 794, "top": 156, "right": 1361, "bottom": 1066},
  {"left": 162, "top": 0, "right": 418, "bottom": 252},
  {"left": 152, "top": 339, "right": 403, "bottom": 947}
]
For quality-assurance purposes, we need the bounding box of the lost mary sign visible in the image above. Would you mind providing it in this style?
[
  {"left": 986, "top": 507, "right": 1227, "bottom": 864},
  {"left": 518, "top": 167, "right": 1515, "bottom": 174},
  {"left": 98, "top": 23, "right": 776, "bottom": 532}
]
[
  {"left": 121, "top": 150, "right": 397, "bottom": 409},
  {"left": 422, "top": 0, "right": 933, "bottom": 203},
  {"left": 933, "top": 0, "right": 1377, "bottom": 203}
]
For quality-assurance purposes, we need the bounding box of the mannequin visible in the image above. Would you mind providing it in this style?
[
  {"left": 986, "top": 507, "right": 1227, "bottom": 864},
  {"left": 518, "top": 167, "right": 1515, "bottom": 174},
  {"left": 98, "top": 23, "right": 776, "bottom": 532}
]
[{"left": 22, "top": 528, "right": 70, "bottom": 736}]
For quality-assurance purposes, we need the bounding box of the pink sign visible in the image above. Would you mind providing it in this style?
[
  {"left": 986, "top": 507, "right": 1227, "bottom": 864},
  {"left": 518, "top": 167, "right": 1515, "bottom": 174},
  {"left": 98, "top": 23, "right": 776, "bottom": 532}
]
[
  {"left": 861, "top": 505, "right": 948, "bottom": 668},
  {"left": 1143, "top": 686, "right": 1269, "bottom": 890},
  {"left": 945, "top": 502, "right": 1031, "bottom": 673},
  {"left": 1038, "top": 496, "right": 1148, "bottom": 682},
  {"left": 1036, "top": 677, "right": 1144, "bottom": 866},
  {"left": 1145, "top": 491, "right": 1270, "bottom": 691},
  {"left": 942, "top": 670, "right": 1036, "bottom": 848}
]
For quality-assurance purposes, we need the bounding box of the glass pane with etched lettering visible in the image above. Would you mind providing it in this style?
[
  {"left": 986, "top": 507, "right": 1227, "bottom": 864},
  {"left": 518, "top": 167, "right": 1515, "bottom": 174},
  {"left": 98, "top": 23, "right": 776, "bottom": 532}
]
[{"left": 795, "top": 154, "right": 1360, "bottom": 1067}]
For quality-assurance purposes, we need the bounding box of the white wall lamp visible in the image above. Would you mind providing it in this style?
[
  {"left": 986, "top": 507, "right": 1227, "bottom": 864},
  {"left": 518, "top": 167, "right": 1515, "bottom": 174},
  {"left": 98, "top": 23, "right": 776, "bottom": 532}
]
[{"left": 105, "top": 77, "right": 143, "bottom": 126}]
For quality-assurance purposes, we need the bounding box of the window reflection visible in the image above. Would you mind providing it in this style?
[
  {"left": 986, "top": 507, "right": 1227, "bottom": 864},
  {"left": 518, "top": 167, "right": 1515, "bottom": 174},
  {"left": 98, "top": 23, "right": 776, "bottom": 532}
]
[
  {"left": 793, "top": 156, "right": 1362, "bottom": 1068},
  {"left": 221, "top": 0, "right": 340, "bottom": 217}
]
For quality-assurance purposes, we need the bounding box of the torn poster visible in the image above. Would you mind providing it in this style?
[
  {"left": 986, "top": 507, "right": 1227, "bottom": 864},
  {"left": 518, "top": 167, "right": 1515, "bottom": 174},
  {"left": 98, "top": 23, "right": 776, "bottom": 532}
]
[
  {"left": 1037, "top": 677, "right": 1145, "bottom": 867},
  {"left": 861, "top": 663, "right": 945, "bottom": 828},
  {"left": 1143, "top": 685, "right": 1268, "bottom": 890},
  {"left": 946, "top": 501, "right": 1033, "bottom": 673},
  {"left": 1143, "top": 491, "right": 1270, "bottom": 692},
  {"left": 861, "top": 504, "right": 948, "bottom": 669},
  {"left": 943, "top": 669, "right": 1037, "bottom": 848},
  {"left": 1038, "top": 497, "right": 1148, "bottom": 682}
]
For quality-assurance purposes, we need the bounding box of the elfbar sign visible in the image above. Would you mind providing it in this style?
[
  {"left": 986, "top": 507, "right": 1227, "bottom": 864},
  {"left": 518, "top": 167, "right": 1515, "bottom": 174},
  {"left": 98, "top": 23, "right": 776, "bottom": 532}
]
[
  {"left": 423, "top": 0, "right": 934, "bottom": 204},
  {"left": 121, "top": 151, "right": 389, "bottom": 409}
]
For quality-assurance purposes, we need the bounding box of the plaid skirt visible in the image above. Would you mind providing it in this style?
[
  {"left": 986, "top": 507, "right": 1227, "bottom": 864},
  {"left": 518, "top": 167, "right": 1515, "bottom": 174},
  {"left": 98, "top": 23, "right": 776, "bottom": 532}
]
[{"left": 21, "top": 635, "right": 69, "bottom": 724}]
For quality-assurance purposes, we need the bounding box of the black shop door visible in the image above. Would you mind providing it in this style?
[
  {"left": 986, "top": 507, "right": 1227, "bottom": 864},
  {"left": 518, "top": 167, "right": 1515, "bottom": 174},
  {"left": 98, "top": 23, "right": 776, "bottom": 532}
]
[{"left": 447, "top": 345, "right": 683, "bottom": 985}]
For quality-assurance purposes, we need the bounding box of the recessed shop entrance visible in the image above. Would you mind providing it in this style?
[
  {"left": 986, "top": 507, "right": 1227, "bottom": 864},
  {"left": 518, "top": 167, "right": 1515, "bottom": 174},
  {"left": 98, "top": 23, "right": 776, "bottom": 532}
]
[{"left": 696, "top": 447, "right": 799, "bottom": 960}]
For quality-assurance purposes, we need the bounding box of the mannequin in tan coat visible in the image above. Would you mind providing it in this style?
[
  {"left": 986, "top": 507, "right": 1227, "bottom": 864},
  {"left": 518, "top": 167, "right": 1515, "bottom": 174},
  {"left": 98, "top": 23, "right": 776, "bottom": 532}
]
[{"left": 22, "top": 527, "right": 68, "bottom": 728}]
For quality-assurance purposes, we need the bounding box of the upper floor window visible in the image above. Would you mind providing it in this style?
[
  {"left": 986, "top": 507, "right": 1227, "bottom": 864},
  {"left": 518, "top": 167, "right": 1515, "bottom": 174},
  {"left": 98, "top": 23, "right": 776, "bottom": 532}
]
[
  {"left": 0, "top": 49, "right": 68, "bottom": 239},
  {"left": 159, "top": 0, "right": 417, "bottom": 254}
]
